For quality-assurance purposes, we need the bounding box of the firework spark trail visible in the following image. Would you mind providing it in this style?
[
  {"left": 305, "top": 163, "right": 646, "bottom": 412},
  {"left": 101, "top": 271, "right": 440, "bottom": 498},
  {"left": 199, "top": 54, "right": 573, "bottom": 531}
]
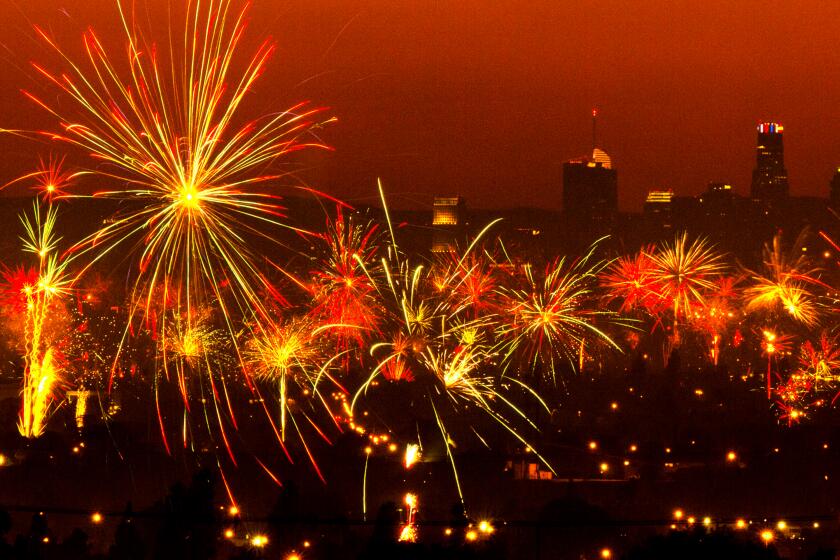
[
  {"left": 16, "top": 201, "right": 73, "bottom": 438},
  {"left": 23, "top": 0, "right": 334, "bottom": 371},
  {"left": 495, "top": 240, "right": 625, "bottom": 381},
  {"left": 1, "top": 155, "right": 88, "bottom": 202},
  {"left": 688, "top": 276, "right": 742, "bottom": 366},
  {"left": 744, "top": 232, "right": 826, "bottom": 327},
  {"left": 307, "top": 209, "right": 384, "bottom": 354},
  {"left": 348, "top": 181, "right": 558, "bottom": 509},
  {"left": 647, "top": 232, "right": 725, "bottom": 344},
  {"left": 798, "top": 333, "right": 840, "bottom": 402},
  {"left": 600, "top": 245, "right": 665, "bottom": 315},
  {"left": 14, "top": 0, "right": 343, "bottom": 463},
  {"left": 244, "top": 317, "right": 352, "bottom": 480}
]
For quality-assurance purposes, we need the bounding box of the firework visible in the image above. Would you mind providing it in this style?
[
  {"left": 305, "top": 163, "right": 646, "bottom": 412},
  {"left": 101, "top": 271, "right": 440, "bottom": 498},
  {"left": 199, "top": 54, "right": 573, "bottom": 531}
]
[
  {"left": 16, "top": 202, "right": 73, "bottom": 438},
  {"left": 244, "top": 315, "right": 349, "bottom": 479},
  {"left": 307, "top": 209, "right": 383, "bottom": 353},
  {"left": 744, "top": 232, "right": 824, "bottom": 327},
  {"left": 799, "top": 333, "right": 840, "bottom": 400},
  {"left": 600, "top": 245, "right": 663, "bottom": 314},
  {"left": 647, "top": 232, "right": 725, "bottom": 343},
  {"left": 496, "top": 242, "right": 624, "bottom": 380},
  {"left": 690, "top": 276, "right": 742, "bottom": 366},
  {"left": 398, "top": 493, "right": 419, "bottom": 543},
  {"left": 350, "top": 184, "right": 555, "bottom": 509},
  {"left": 246, "top": 316, "right": 320, "bottom": 442},
  {"left": 404, "top": 443, "right": 421, "bottom": 469},
  {"left": 760, "top": 329, "right": 794, "bottom": 401},
  {"left": 25, "top": 0, "right": 334, "bottom": 378},
  {"left": 437, "top": 251, "right": 501, "bottom": 318}
]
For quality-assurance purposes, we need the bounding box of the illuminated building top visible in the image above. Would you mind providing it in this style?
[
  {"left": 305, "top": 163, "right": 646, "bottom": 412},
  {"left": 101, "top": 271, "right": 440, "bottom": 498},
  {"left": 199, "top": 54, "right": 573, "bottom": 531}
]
[
  {"left": 757, "top": 122, "right": 784, "bottom": 134},
  {"left": 568, "top": 148, "right": 613, "bottom": 170},
  {"left": 751, "top": 121, "right": 789, "bottom": 202},
  {"left": 645, "top": 190, "right": 674, "bottom": 204},
  {"left": 432, "top": 196, "right": 464, "bottom": 226},
  {"left": 591, "top": 148, "right": 612, "bottom": 169}
]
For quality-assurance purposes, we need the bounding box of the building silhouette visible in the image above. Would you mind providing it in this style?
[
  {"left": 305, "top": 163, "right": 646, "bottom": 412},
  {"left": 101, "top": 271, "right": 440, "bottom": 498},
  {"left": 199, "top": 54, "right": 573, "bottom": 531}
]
[
  {"left": 750, "top": 122, "right": 789, "bottom": 203},
  {"left": 562, "top": 148, "right": 618, "bottom": 234}
]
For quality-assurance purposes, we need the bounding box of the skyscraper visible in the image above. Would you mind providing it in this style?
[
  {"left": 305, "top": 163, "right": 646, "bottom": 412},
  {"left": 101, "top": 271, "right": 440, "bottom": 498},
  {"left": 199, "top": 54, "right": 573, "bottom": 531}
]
[
  {"left": 750, "top": 122, "right": 789, "bottom": 203},
  {"left": 562, "top": 148, "right": 618, "bottom": 229}
]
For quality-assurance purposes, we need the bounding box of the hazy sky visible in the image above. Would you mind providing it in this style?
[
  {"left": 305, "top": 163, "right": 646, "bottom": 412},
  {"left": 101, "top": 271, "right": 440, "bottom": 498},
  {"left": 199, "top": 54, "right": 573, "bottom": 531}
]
[{"left": 2, "top": 0, "right": 840, "bottom": 210}]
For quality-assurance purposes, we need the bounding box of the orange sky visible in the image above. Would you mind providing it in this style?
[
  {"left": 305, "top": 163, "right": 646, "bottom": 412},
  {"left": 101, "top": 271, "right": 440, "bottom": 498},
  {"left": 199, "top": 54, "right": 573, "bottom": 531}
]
[{"left": 2, "top": 0, "right": 839, "bottom": 210}]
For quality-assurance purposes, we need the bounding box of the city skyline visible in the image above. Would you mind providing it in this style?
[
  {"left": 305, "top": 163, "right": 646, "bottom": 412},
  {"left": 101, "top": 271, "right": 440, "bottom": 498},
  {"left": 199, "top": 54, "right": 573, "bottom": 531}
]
[{"left": 2, "top": 1, "right": 840, "bottom": 211}]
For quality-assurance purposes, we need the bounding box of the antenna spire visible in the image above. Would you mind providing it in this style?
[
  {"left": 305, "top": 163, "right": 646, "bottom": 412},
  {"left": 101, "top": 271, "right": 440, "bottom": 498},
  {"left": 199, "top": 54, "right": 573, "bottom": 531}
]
[{"left": 591, "top": 107, "right": 598, "bottom": 152}]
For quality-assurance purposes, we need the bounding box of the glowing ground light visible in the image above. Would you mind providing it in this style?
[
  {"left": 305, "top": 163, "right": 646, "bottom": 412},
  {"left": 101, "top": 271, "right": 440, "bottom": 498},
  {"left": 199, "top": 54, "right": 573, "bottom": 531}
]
[
  {"left": 761, "top": 530, "right": 774, "bottom": 544},
  {"left": 599, "top": 462, "right": 609, "bottom": 473},
  {"left": 91, "top": 512, "right": 102, "bottom": 524},
  {"left": 589, "top": 441, "right": 598, "bottom": 450},
  {"left": 673, "top": 509, "right": 684, "bottom": 520},
  {"left": 251, "top": 535, "right": 268, "bottom": 548},
  {"left": 224, "top": 529, "right": 234, "bottom": 539},
  {"left": 444, "top": 528, "right": 453, "bottom": 536},
  {"left": 702, "top": 517, "right": 712, "bottom": 526},
  {"left": 776, "top": 520, "right": 787, "bottom": 530},
  {"left": 736, "top": 519, "right": 747, "bottom": 529},
  {"left": 286, "top": 554, "right": 301, "bottom": 560},
  {"left": 228, "top": 505, "right": 240, "bottom": 516},
  {"left": 478, "top": 520, "right": 494, "bottom": 534},
  {"left": 466, "top": 530, "right": 478, "bottom": 542},
  {"left": 726, "top": 451, "right": 737, "bottom": 462},
  {"left": 600, "top": 549, "right": 612, "bottom": 559}
]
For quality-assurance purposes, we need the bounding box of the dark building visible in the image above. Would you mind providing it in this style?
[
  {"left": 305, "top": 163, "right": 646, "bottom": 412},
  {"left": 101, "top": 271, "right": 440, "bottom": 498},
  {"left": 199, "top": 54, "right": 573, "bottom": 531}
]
[
  {"left": 642, "top": 189, "right": 674, "bottom": 233},
  {"left": 750, "top": 122, "right": 789, "bottom": 203},
  {"left": 562, "top": 148, "right": 618, "bottom": 234},
  {"left": 831, "top": 167, "right": 840, "bottom": 210}
]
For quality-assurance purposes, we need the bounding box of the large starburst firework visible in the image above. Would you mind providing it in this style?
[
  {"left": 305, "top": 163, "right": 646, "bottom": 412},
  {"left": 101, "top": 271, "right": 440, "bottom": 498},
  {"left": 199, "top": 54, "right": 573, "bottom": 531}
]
[
  {"left": 24, "top": 0, "right": 334, "bottom": 360},
  {"left": 647, "top": 232, "right": 725, "bottom": 342}
]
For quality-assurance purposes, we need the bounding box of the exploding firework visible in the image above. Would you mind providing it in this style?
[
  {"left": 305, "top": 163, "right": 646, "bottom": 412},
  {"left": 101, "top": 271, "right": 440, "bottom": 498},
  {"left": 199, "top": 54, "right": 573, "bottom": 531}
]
[
  {"left": 244, "top": 315, "right": 349, "bottom": 478},
  {"left": 799, "top": 333, "right": 840, "bottom": 401},
  {"left": 744, "top": 232, "right": 825, "bottom": 327},
  {"left": 496, "top": 242, "right": 624, "bottom": 379},
  {"left": 647, "top": 232, "right": 725, "bottom": 343},
  {"left": 760, "top": 329, "right": 794, "bottom": 401},
  {"left": 351, "top": 184, "right": 555, "bottom": 508},
  {"left": 689, "top": 276, "right": 742, "bottom": 366},
  {"left": 600, "top": 245, "right": 664, "bottom": 315},
  {"left": 24, "top": 0, "right": 334, "bottom": 377},
  {"left": 15, "top": 202, "right": 73, "bottom": 438},
  {"left": 398, "top": 493, "right": 419, "bottom": 543},
  {"left": 307, "top": 209, "right": 383, "bottom": 353}
]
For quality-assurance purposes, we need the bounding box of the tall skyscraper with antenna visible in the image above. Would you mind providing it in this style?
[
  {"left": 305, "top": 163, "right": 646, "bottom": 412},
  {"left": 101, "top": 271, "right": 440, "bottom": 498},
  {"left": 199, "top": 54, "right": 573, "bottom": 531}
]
[
  {"left": 750, "top": 122, "right": 790, "bottom": 203},
  {"left": 562, "top": 109, "right": 617, "bottom": 234}
]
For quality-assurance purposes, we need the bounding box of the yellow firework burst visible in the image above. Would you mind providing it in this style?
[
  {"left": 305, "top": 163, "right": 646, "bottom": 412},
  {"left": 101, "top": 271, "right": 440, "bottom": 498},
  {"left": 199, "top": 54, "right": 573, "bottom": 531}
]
[
  {"left": 23, "top": 0, "right": 334, "bottom": 356},
  {"left": 17, "top": 202, "right": 72, "bottom": 438},
  {"left": 744, "top": 232, "right": 824, "bottom": 327}
]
